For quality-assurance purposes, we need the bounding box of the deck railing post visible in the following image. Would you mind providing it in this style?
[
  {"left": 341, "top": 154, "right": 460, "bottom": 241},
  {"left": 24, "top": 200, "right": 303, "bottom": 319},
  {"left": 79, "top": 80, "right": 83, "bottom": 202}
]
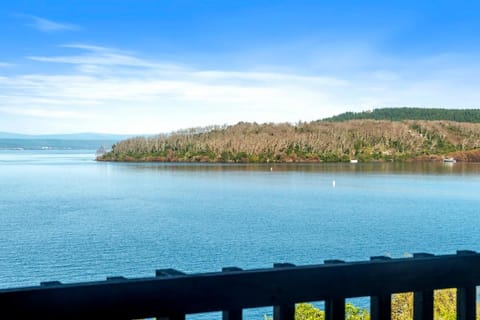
[
  {"left": 371, "top": 294, "right": 391, "bottom": 320},
  {"left": 456, "top": 286, "right": 476, "bottom": 320},
  {"left": 155, "top": 269, "right": 186, "bottom": 320},
  {"left": 456, "top": 250, "right": 477, "bottom": 320},
  {"left": 412, "top": 253, "right": 434, "bottom": 320},
  {"left": 413, "top": 290, "right": 433, "bottom": 320},
  {"left": 221, "top": 267, "right": 243, "bottom": 320},
  {"left": 370, "top": 256, "right": 392, "bottom": 320},
  {"left": 325, "top": 298, "right": 345, "bottom": 320},
  {"left": 324, "top": 259, "right": 346, "bottom": 320},
  {"left": 273, "top": 263, "right": 296, "bottom": 320},
  {"left": 222, "top": 310, "right": 242, "bottom": 320},
  {"left": 273, "top": 304, "right": 295, "bottom": 320}
]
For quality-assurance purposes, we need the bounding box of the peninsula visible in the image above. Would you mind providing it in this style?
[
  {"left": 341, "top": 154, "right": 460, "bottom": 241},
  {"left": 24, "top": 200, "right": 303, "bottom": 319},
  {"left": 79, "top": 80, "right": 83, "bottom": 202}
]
[{"left": 98, "top": 108, "right": 480, "bottom": 163}]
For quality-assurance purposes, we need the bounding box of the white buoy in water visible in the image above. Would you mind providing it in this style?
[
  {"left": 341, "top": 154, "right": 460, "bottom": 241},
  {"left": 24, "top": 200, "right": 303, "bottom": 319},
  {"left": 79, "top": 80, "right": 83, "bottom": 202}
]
[{"left": 332, "top": 180, "right": 336, "bottom": 188}]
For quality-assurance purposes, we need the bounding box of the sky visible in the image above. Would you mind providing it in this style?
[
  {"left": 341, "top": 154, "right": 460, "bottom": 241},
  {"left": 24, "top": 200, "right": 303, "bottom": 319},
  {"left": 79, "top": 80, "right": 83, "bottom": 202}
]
[{"left": 1, "top": 0, "right": 480, "bottom": 134}]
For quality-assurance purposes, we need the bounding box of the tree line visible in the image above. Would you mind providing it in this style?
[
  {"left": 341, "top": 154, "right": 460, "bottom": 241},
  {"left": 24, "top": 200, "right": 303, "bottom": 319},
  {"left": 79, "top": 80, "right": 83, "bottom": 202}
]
[
  {"left": 99, "top": 120, "right": 480, "bottom": 163},
  {"left": 323, "top": 107, "right": 480, "bottom": 123}
]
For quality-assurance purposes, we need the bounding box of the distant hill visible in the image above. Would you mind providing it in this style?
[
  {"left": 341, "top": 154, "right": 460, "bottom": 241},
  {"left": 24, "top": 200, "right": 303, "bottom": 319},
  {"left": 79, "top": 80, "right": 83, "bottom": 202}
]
[
  {"left": 0, "top": 132, "right": 136, "bottom": 150},
  {"left": 322, "top": 108, "right": 480, "bottom": 123},
  {"left": 99, "top": 120, "right": 480, "bottom": 163},
  {"left": 0, "top": 139, "right": 121, "bottom": 150}
]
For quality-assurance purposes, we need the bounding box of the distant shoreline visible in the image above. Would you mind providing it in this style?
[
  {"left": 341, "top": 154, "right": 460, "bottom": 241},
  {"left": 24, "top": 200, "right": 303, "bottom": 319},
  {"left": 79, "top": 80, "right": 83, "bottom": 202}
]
[
  {"left": 97, "top": 119, "right": 480, "bottom": 164},
  {"left": 95, "top": 154, "right": 477, "bottom": 163}
]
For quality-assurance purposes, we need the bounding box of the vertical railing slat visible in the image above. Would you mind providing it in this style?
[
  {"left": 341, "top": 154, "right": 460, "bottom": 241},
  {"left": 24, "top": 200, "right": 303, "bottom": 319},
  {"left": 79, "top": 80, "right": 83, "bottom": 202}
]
[
  {"left": 222, "top": 267, "right": 243, "bottom": 320},
  {"left": 456, "top": 250, "right": 477, "bottom": 320},
  {"left": 273, "top": 304, "right": 295, "bottom": 320},
  {"left": 155, "top": 269, "right": 187, "bottom": 320},
  {"left": 371, "top": 294, "right": 391, "bottom": 320},
  {"left": 370, "top": 256, "right": 392, "bottom": 320},
  {"left": 412, "top": 253, "right": 434, "bottom": 320},
  {"left": 325, "top": 298, "right": 345, "bottom": 320},
  {"left": 324, "top": 259, "right": 346, "bottom": 320},
  {"left": 273, "top": 263, "right": 296, "bottom": 320},
  {"left": 413, "top": 290, "right": 433, "bottom": 320},
  {"left": 456, "top": 286, "right": 476, "bottom": 320},
  {"left": 222, "top": 309, "right": 242, "bottom": 320}
]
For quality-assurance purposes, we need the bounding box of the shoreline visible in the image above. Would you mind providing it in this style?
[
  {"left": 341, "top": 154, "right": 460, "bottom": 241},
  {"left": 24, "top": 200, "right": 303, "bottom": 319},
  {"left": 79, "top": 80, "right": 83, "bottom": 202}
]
[{"left": 95, "top": 156, "right": 476, "bottom": 164}]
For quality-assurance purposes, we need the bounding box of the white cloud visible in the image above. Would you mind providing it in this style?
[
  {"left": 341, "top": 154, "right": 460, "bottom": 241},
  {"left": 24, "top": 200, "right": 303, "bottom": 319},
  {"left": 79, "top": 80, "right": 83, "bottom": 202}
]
[
  {"left": 29, "top": 44, "right": 179, "bottom": 70},
  {"left": 0, "top": 106, "right": 93, "bottom": 120},
  {"left": 1, "top": 44, "right": 480, "bottom": 134},
  {"left": 17, "top": 14, "right": 81, "bottom": 32}
]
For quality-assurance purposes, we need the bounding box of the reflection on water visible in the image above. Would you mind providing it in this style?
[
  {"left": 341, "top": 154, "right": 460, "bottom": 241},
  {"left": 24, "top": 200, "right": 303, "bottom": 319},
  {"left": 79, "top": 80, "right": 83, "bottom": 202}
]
[
  {"left": 2, "top": 149, "right": 480, "bottom": 174},
  {"left": 121, "top": 161, "right": 480, "bottom": 175}
]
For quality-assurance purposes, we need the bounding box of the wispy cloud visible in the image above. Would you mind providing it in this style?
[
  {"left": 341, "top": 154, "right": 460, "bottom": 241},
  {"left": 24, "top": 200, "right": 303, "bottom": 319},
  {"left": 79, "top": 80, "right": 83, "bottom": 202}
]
[
  {"left": 0, "top": 62, "right": 13, "bottom": 68},
  {"left": 0, "top": 106, "right": 93, "bottom": 120},
  {"left": 0, "top": 45, "right": 348, "bottom": 133},
  {"left": 29, "top": 44, "right": 157, "bottom": 68},
  {"left": 17, "top": 14, "right": 81, "bottom": 32},
  {"left": 1, "top": 43, "right": 480, "bottom": 134}
]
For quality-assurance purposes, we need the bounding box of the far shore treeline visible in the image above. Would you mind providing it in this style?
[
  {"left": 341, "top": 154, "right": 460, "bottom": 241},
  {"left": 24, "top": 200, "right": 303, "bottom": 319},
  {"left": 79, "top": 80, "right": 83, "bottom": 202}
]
[
  {"left": 98, "top": 108, "right": 480, "bottom": 163},
  {"left": 324, "top": 107, "right": 480, "bottom": 123}
]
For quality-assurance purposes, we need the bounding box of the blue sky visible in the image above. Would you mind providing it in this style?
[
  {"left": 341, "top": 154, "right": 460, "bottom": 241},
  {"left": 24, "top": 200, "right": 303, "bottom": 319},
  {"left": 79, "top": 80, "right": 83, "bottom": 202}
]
[{"left": 1, "top": 1, "right": 480, "bottom": 134}]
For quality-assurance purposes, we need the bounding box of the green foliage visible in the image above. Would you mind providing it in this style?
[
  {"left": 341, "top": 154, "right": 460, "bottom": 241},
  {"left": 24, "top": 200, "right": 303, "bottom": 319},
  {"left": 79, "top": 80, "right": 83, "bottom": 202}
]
[
  {"left": 391, "top": 292, "right": 413, "bottom": 320},
  {"left": 434, "top": 289, "right": 456, "bottom": 320},
  {"left": 319, "top": 152, "right": 341, "bottom": 162},
  {"left": 220, "top": 151, "right": 234, "bottom": 162},
  {"left": 100, "top": 117, "right": 480, "bottom": 163},
  {"left": 391, "top": 289, "right": 480, "bottom": 320},
  {"left": 234, "top": 151, "right": 249, "bottom": 162},
  {"left": 263, "top": 303, "right": 370, "bottom": 320},
  {"left": 345, "top": 303, "right": 370, "bottom": 320},
  {"left": 263, "top": 291, "right": 480, "bottom": 320},
  {"left": 323, "top": 107, "right": 480, "bottom": 123},
  {"left": 295, "top": 303, "right": 325, "bottom": 320}
]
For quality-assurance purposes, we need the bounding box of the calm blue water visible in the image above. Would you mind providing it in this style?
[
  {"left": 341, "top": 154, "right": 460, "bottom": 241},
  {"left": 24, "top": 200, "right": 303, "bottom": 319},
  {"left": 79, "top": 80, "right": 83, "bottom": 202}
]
[{"left": 1, "top": 150, "right": 479, "bottom": 317}]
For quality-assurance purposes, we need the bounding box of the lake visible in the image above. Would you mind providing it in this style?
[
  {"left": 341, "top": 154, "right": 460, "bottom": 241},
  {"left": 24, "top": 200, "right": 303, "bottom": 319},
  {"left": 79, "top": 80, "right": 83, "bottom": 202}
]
[{"left": 1, "top": 150, "right": 479, "bottom": 317}]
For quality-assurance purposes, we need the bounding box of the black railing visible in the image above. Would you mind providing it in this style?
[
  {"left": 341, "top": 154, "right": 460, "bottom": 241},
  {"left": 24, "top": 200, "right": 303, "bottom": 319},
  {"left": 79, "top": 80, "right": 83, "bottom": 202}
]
[{"left": 1, "top": 250, "right": 479, "bottom": 320}]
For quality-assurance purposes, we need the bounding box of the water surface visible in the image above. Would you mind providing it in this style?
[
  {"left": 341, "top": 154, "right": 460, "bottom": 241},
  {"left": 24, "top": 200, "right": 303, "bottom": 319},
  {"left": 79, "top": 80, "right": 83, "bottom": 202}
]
[{"left": 1, "top": 150, "right": 479, "bottom": 316}]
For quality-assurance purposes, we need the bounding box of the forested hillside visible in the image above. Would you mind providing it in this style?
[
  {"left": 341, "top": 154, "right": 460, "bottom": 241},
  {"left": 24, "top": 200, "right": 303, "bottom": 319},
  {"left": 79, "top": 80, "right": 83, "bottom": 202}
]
[
  {"left": 99, "top": 120, "right": 480, "bottom": 163},
  {"left": 323, "top": 108, "right": 480, "bottom": 123}
]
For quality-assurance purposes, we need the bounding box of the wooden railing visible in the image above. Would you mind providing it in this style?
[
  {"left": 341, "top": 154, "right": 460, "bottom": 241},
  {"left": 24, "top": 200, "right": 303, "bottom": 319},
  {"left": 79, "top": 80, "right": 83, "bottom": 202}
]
[{"left": 1, "top": 250, "right": 479, "bottom": 319}]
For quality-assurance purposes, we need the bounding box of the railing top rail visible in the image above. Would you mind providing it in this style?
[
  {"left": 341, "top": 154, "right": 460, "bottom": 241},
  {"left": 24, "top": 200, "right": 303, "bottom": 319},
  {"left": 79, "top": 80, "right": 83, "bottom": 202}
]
[{"left": 1, "top": 251, "right": 479, "bottom": 319}]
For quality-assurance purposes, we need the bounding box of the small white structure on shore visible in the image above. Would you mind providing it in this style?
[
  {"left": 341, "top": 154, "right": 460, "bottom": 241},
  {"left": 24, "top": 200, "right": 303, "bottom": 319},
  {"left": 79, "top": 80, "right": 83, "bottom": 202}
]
[
  {"left": 350, "top": 159, "right": 358, "bottom": 164},
  {"left": 443, "top": 157, "right": 456, "bottom": 163}
]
